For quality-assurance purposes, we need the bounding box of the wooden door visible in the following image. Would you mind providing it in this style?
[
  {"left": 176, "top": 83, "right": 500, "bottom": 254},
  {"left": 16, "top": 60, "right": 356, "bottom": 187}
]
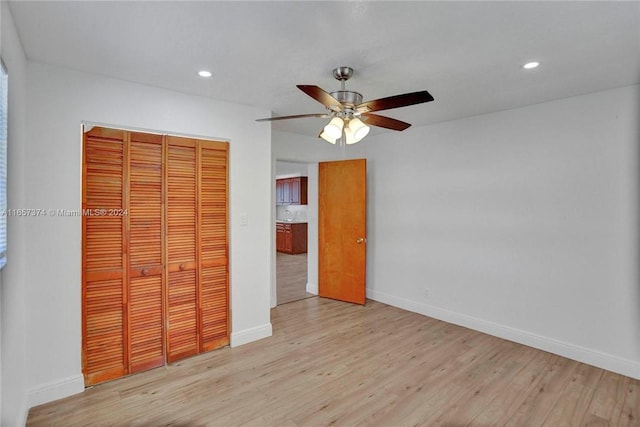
[
  {"left": 318, "top": 159, "right": 367, "bottom": 305},
  {"left": 82, "top": 127, "right": 127, "bottom": 385},
  {"left": 164, "top": 137, "right": 230, "bottom": 360},
  {"left": 198, "top": 141, "right": 230, "bottom": 352},
  {"left": 127, "top": 132, "right": 165, "bottom": 373},
  {"left": 83, "top": 128, "right": 229, "bottom": 384},
  {"left": 165, "top": 136, "right": 199, "bottom": 363}
]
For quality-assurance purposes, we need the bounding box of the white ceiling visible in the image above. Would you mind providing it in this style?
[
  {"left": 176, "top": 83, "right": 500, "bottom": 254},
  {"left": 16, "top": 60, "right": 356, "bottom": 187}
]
[{"left": 8, "top": 1, "right": 640, "bottom": 137}]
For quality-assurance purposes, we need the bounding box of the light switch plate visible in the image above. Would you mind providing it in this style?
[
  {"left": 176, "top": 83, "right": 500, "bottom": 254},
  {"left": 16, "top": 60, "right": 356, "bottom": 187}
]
[{"left": 240, "top": 212, "right": 249, "bottom": 226}]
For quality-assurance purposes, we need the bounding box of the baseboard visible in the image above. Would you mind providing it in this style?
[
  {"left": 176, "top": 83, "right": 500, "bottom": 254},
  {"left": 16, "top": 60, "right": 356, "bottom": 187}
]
[
  {"left": 230, "top": 323, "right": 272, "bottom": 347},
  {"left": 26, "top": 374, "right": 84, "bottom": 409},
  {"left": 367, "top": 288, "right": 640, "bottom": 380},
  {"left": 11, "top": 399, "right": 28, "bottom": 427},
  {"left": 306, "top": 281, "right": 318, "bottom": 295}
]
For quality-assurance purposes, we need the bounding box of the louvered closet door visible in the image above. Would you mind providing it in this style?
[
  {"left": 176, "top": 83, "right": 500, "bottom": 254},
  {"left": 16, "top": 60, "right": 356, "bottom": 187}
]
[
  {"left": 166, "top": 136, "right": 199, "bottom": 362},
  {"left": 127, "top": 132, "right": 165, "bottom": 373},
  {"left": 199, "top": 141, "right": 230, "bottom": 351},
  {"left": 82, "top": 127, "right": 127, "bottom": 386},
  {"left": 84, "top": 128, "right": 230, "bottom": 384}
]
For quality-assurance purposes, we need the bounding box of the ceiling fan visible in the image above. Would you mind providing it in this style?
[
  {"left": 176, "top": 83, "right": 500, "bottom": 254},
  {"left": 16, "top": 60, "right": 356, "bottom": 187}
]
[{"left": 256, "top": 66, "right": 434, "bottom": 145}]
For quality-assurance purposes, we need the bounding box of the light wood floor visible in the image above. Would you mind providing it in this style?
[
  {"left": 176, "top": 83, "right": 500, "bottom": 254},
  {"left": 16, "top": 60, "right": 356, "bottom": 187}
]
[
  {"left": 276, "top": 252, "right": 314, "bottom": 305},
  {"left": 28, "top": 297, "right": 639, "bottom": 426}
]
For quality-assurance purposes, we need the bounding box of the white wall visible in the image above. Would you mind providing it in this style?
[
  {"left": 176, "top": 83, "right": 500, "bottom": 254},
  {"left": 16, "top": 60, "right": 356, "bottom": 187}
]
[
  {"left": 353, "top": 85, "right": 640, "bottom": 379},
  {"left": 1, "top": 2, "right": 29, "bottom": 425},
  {"left": 13, "top": 61, "right": 273, "bottom": 419},
  {"left": 273, "top": 87, "right": 640, "bottom": 379},
  {"left": 1, "top": 4, "right": 3, "bottom": 421}
]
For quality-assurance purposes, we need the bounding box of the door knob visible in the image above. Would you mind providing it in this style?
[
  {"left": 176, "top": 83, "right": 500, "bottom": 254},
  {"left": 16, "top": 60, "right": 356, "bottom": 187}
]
[
  {"left": 356, "top": 237, "right": 367, "bottom": 244},
  {"left": 141, "top": 268, "right": 149, "bottom": 276}
]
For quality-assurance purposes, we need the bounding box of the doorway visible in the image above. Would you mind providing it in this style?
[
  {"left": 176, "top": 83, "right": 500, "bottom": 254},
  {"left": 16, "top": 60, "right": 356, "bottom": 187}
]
[
  {"left": 275, "top": 160, "right": 314, "bottom": 305},
  {"left": 272, "top": 158, "right": 367, "bottom": 306}
]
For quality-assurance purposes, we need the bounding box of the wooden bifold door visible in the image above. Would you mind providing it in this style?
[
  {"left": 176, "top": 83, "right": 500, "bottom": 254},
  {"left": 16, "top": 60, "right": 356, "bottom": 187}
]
[{"left": 82, "top": 127, "right": 229, "bottom": 386}]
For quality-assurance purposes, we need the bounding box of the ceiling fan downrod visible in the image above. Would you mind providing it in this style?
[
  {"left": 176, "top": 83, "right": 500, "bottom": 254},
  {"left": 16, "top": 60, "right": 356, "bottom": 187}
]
[{"left": 333, "top": 66, "right": 353, "bottom": 90}]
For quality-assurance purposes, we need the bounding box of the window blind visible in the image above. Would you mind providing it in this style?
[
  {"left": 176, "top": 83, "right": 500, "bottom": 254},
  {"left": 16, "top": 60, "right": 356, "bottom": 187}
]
[{"left": 0, "top": 63, "right": 8, "bottom": 269}]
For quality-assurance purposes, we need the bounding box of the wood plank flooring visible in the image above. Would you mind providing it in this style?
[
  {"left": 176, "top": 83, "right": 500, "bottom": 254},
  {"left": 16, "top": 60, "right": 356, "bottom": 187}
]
[
  {"left": 276, "top": 252, "right": 313, "bottom": 305},
  {"left": 27, "top": 297, "right": 640, "bottom": 426}
]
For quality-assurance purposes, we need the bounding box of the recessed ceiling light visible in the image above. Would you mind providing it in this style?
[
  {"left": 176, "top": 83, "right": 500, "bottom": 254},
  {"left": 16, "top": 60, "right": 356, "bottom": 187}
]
[
  {"left": 198, "top": 70, "right": 212, "bottom": 78},
  {"left": 523, "top": 62, "right": 540, "bottom": 70}
]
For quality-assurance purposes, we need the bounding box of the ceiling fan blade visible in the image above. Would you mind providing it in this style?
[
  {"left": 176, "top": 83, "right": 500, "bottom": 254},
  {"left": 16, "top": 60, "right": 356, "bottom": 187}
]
[
  {"left": 297, "top": 85, "right": 343, "bottom": 112},
  {"left": 356, "top": 90, "right": 434, "bottom": 113},
  {"left": 361, "top": 113, "right": 411, "bottom": 131},
  {"left": 256, "top": 113, "right": 331, "bottom": 122}
]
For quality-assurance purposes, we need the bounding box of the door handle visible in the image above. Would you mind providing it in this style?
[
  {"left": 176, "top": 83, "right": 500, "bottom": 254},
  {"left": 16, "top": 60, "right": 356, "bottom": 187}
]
[{"left": 356, "top": 237, "right": 367, "bottom": 244}]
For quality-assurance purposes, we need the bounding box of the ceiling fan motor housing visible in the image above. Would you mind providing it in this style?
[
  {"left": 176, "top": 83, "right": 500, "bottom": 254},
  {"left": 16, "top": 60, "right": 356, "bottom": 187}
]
[{"left": 330, "top": 90, "right": 363, "bottom": 108}]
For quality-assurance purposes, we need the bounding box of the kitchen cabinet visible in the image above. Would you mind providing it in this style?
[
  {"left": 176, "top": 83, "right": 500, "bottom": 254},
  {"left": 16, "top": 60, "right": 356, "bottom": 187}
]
[
  {"left": 276, "top": 222, "right": 307, "bottom": 254},
  {"left": 276, "top": 180, "right": 284, "bottom": 204},
  {"left": 290, "top": 177, "right": 305, "bottom": 204},
  {"left": 276, "top": 177, "right": 307, "bottom": 205}
]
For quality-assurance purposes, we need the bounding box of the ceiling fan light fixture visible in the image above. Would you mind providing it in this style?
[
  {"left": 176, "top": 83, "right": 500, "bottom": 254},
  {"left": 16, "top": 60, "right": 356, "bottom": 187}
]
[
  {"left": 348, "top": 117, "right": 370, "bottom": 142},
  {"left": 323, "top": 117, "right": 344, "bottom": 139},
  {"left": 320, "top": 130, "right": 337, "bottom": 144},
  {"left": 344, "top": 127, "right": 358, "bottom": 145}
]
